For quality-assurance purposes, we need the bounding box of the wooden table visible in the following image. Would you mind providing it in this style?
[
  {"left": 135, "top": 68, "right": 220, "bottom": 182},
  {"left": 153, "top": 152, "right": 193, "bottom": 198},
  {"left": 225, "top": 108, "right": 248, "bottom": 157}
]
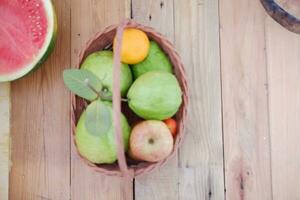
[{"left": 1, "top": 0, "right": 300, "bottom": 199}]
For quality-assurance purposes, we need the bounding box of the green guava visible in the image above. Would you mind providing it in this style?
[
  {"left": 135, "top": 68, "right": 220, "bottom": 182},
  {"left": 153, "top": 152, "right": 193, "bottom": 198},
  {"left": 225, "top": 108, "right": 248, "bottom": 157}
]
[
  {"left": 127, "top": 71, "right": 182, "bottom": 120},
  {"left": 131, "top": 41, "right": 173, "bottom": 79},
  {"left": 81, "top": 50, "right": 133, "bottom": 97},
  {"left": 75, "top": 101, "right": 131, "bottom": 164}
]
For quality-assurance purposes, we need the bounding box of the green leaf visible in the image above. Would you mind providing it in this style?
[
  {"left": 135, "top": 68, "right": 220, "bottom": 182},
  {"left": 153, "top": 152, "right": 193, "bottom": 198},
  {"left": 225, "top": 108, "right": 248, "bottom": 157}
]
[
  {"left": 85, "top": 100, "right": 112, "bottom": 136},
  {"left": 63, "top": 69, "right": 102, "bottom": 101}
]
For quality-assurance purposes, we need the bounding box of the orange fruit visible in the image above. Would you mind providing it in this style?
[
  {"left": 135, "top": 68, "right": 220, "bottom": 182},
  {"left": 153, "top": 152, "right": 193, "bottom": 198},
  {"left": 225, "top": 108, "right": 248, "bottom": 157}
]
[
  {"left": 164, "top": 118, "right": 177, "bottom": 137},
  {"left": 114, "top": 28, "right": 150, "bottom": 64}
]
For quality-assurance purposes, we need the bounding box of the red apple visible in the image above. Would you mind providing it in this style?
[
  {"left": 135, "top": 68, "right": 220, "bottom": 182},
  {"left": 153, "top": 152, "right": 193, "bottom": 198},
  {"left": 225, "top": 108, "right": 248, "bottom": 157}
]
[{"left": 129, "top": 120, "right": 174, "bottom": 162}]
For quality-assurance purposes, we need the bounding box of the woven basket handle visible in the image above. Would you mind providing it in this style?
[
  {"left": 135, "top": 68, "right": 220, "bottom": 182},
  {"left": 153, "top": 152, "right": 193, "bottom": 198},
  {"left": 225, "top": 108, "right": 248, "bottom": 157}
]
[
  {"left": 260, "top": 0, "right": 300, "bottom": 34},
  {"left": 113, "top": 19, "right": 134, "bottom": 179}
]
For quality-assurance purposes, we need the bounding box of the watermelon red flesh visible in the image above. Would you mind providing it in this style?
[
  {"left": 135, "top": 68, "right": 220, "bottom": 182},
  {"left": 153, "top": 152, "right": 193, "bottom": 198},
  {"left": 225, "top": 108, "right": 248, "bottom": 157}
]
[{"left": 0, "top": 0, "right": 53, "bottom": 78}]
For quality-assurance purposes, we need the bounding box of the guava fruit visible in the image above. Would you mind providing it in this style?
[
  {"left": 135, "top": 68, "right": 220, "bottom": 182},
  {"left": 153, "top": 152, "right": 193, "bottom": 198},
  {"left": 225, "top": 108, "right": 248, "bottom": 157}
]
[
  {"left": 81, "top": 51, "right": 133, "bottom": 97},
  {"left": 131, "top": 41, "right": 173, "bottom": 79},
  {"left": 127, "top": 71, "right": 182, "bottom": 120},
  {"left": 0, "top": 0, "right": 57, "bottom": 82},
  {"left": 75, "top": 101, "right": 131, "bottom": 164}
]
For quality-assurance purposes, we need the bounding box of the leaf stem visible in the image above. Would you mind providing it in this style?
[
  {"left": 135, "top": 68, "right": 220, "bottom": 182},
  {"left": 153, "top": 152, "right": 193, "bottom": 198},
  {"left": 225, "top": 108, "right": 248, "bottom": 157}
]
[
  {"left": 101, "top": 94, "right": 129, "bottom": 102},
  {"left": 84, "top": 79, "right": 130, "bottom": 102},
  {"left": 121, "top": 98, "right": 129, "bottom": 102},
  {"left": 84, "top": 79, "right": 101, "bottom": 98}
]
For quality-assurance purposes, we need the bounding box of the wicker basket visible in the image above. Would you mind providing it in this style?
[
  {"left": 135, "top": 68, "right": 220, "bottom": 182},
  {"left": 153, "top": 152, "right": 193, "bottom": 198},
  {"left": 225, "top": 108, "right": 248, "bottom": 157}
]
[{"left": 71, "top": 19, "right": 188, "bottom": 178}]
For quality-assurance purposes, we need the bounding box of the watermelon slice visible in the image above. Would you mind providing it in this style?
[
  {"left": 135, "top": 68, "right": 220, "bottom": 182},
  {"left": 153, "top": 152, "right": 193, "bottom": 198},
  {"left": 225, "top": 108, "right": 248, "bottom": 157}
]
[{"left": 0, "top": 0, "right": 57, "bottom": 82}]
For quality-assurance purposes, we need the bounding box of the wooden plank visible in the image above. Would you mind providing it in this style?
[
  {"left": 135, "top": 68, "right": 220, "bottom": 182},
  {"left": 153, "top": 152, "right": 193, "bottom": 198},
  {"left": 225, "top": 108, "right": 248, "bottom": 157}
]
[
  {"left": 265, "top": 17, "right": 300, "bottom": 200},
  {"left": 0, "top": 83, "right": 10, "bottom": 200},
  {"left": 174, "top": 0, "right": 224, "bottom": 199},
  {"left": 133, "top": 0, "right": 225, "bottom": 199},
  {"left": 219, "top": 0, "right": 272, "bottom": 199},
  {"left": 9, "top": 0, "right": 71, "bottom": 199},
  {"left": 70, "top": 1, "right": 133, "bottom": 199},
  {"left": 132, "top": 0, "right": 174, "bottom": 39},
  {"left": 131, "top": 1, "right": 179, "bottom": 199}
]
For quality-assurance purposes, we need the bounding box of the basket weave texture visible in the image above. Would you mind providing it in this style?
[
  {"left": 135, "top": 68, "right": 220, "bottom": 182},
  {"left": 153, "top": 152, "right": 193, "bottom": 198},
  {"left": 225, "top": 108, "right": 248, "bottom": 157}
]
[{"left": 71, "top": 20, "right": 188, "bottom": 178}]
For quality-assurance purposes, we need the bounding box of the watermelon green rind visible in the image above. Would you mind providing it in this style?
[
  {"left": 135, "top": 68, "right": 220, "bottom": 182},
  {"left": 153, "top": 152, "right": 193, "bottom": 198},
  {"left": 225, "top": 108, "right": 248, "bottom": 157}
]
[
  {"left": 0, "top": 0, "right": 58, "bottom": 82},
  {"left": 35, "top": 5, "right": 57, "bottom": 70}
]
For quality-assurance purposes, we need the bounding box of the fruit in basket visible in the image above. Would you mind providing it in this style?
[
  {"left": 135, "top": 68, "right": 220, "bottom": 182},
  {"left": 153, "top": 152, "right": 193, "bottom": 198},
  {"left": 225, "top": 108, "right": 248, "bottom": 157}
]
[
  {"left": 114, "top": 28, "right": 150, "bottom": 64},
  {"left": 127, "top": 71, "right": 182, "bottom": 120},
  {"left": 75, "top": 100, "right": 131, "bottom": 164},
  {"left": 81, "top": 50, "right": 132, "bottom": 97},
  {"left": 0, "top": 0, "right": 57, "bottom": 82},
  {"left": 131, "top": 41, "right": 172, "bottom": 79},
  {"left": 129, "top": 120, "right": 173, "bottom": 162},
  {"left": 164, "top": 118, "right": 177, "bottom": 137}
]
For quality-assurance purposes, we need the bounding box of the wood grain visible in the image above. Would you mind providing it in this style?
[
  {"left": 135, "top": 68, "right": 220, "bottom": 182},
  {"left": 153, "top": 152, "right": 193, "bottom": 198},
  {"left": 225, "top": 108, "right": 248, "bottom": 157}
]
[
  {"left": 131, "top": 1, "right": 179, "bottom": 199},
  {"left": 265, "top": 18, "right": 300, "bottom": 200},
  {"left": 132, "top": 0, "right": 174, "bottom": 40},
  {"left": 0, "top": 83, "right": 10, "bottom": 200},
  {"left": 9, "top": 0, "right": 71, "bottom": 199},
  {"left": 70, "top": 0, "right": 132, "bottom": 199},
  {"left": 174, "top": 0, "right": 225, "bottom": 199},
  {"left": 219, "top": 0, "right": 272, "bottom": 199}
]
